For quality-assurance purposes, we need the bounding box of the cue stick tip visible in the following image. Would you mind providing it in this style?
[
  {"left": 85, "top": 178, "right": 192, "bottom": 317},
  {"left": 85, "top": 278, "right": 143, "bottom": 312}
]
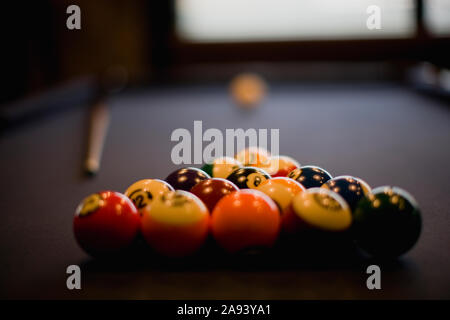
[{"left": 84, "top": 158, "right": 100, "bottom": 176}]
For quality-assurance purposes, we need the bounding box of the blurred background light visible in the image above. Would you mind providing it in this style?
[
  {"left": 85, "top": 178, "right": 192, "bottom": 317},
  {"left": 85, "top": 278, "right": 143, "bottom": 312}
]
[
  {"left": 425, "top": 0, "right": 450, "bottom": 36},
  {"left": 176, "top": 0, "right": 416, "bottom": 42}
]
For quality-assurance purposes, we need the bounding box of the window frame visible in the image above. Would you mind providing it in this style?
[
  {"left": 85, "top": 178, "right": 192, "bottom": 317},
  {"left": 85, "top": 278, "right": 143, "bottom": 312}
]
[{"left": 150, "top": 0, "right": 450, "bottom": 69}]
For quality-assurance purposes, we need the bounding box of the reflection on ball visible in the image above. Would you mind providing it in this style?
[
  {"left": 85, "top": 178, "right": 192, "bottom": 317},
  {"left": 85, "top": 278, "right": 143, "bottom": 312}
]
[
  {"left": 73, "top": 191, "right": 140, "bottom": 257},
  {"left": 288, "top": 166, "right": 332, "bottom": 189},
  {"left": 165, "top": 167, "right": 210, "bottom": 191},
  {"left": 191, "top": 178, "right": 239, "bottom": 212},
  {"left": 353, "top": 186, "right": 421, "bottom": 258},
  {"left": 211, "top": 189, "right": 280, "bottom": 253},
  {"left": 321, "top": 175, "right": 371, "bottom": 212},
  {"left": 256, "top": 177, "right": 305, "bottom": 216}
]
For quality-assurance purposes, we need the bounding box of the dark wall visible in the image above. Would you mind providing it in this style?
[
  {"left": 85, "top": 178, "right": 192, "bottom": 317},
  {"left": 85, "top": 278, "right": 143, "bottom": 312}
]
[{"left": 2, "top": 0, "right": 152, "bottom": 103}]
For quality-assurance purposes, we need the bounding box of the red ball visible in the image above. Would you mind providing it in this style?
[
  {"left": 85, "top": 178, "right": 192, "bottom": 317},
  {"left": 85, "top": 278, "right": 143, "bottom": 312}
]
[
  {"left": 190, "top": 178, "right": 239, "bottom": 212},
  {"left": 268, "top": 155, "right": 300, "bottom": 177},
  {"left": 73, "top": 191, "right": 140, "bottom": 257}
]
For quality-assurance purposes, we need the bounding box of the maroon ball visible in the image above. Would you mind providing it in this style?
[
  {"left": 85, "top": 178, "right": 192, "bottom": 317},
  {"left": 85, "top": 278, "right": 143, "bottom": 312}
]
[
  {"left": 165, "top": 167, "right": 210, "bottom": 191},
  {"left": 190, "top": 178, "right": 239, "bottom": 212}
]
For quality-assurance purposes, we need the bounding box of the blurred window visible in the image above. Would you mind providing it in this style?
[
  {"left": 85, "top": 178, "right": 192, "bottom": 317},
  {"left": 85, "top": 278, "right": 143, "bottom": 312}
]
[
  {"left": 176, "top": 0, "right": 416, "bottom": 42},
  {"left": 425, "top": 0, "right": 450, "bottom": 36}
]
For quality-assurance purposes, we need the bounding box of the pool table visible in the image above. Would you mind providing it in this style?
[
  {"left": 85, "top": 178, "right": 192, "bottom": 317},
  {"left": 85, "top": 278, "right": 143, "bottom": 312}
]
[{"left": 1, "top": 81, "right": 449, "bottom": 299}]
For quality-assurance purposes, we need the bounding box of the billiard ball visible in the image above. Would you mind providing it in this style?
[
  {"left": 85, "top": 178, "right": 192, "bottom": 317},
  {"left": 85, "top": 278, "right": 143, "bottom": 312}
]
[
  {"left": 226, "top": 166, "right": 271, "bottom": 189},
  {"left": 229, "top": 73, "right": 267, "bottom": 108},
  {"left": 321, "top": 176, "right": 371, "bottom": 211},
  {"left": 286, "top": 188, "right": 352, "bottom": 233},
  {"left": 201, "top": 156, "right": 243, "bottom": 179},
  {"left": 165, "top": 167, "right": 210, "bottom": 191},
  {"left": 211, "top": 189, "right": 280, "bottom": 253},
  {"left": 124, "top": 179, "right": 174, "bottom": 215},
  {"left": 353, "top": 186, "right": 422, "bottom": 258},
  {"left": 235, "top": 147, "right": 271, "bottom": 169},
  {"left": 73, "top": 191, "right": 140, "bottom": 257},
  {"left": 283, "top": 188, "right": 354, "bottom": 258},
  {"left": 140, "top": 190, "right": 209, "bottom": 257},
  {"left": 267, "top": 155, "right": 300, "bottom": 177},
  {"left": 288, "top": 165, "right": 332, "bottom": 189},
  {"left": 256, "top": 177, "right": 305, "bottom": 217},
  {"left": 190, "top": 178, "right": 239, "bottom": 212}
]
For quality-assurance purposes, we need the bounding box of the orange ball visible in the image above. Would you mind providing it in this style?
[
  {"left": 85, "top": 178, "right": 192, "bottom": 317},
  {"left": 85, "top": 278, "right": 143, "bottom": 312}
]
[
  {"left": 256, "top": 177, "right": 305, "bottom": 215},
  {"left": 229, "top": 73, "right": 267, "bottom": 108},
  {"left": 211, "top": 189, "right": 280, "bottom": 253},
  {"left": 141, "top": 190, "right": 209, "bottom": 257}
]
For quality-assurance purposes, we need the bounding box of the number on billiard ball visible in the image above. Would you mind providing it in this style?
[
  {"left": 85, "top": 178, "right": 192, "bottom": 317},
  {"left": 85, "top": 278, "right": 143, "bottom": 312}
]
[
  {"left": 226, "top": 166, "right": 271, "bottom": 189},
  {"left": 124, "top": 178, "right": 173, "bottom": 214},
  {"left": 286, "top": 187, "right": 352, "bottom": 233},
  {"left": 73, "top": 191, "right": 140, "bottom": 257}
]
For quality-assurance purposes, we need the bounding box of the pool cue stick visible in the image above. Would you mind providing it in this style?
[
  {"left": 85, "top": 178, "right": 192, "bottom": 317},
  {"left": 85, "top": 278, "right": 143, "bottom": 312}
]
[
  {"left": 84, "top": 98, "right": 110, "bottom": 176},
  {"left": 84, "top": 66, "right": 128, "bottom": 176}
]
